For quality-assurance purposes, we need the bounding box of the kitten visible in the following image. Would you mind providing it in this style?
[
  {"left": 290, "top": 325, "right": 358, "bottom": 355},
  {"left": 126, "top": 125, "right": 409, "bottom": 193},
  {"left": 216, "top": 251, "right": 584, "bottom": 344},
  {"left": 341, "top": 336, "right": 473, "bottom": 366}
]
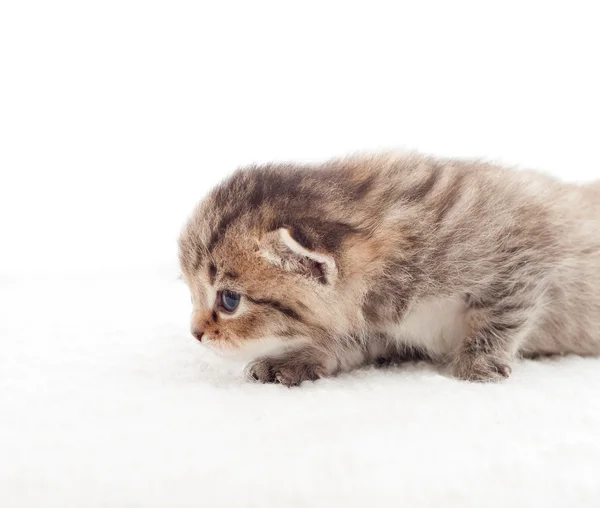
[{"left": 178, "top": 152, "right": 600, "bottom": 385}]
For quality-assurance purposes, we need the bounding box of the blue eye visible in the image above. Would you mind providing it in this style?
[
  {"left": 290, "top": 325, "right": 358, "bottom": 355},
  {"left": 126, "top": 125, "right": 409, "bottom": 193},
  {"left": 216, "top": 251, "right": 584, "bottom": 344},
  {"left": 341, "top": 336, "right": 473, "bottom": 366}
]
[{"left": 220, "top": 291, "right": 241, "bottom": 312}]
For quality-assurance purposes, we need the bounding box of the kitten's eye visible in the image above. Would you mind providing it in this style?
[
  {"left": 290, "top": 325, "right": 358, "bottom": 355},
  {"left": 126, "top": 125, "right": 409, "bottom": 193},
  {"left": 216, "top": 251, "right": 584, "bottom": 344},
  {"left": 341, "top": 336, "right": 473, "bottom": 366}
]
[{"left": 220, "top": 291, "right": 241, "bottom": 313}]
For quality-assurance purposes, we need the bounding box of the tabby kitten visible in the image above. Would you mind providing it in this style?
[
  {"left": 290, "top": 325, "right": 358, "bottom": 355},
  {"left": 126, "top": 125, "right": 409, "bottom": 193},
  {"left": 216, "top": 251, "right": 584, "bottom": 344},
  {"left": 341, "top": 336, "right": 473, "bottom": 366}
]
[{"left": 179, "top": 153, "right": 600, "bottom": 385}]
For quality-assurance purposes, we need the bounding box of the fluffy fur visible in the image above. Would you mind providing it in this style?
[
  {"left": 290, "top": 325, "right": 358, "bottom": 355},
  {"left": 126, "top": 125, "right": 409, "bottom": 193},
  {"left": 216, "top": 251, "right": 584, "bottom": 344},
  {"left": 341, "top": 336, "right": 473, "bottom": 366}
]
[{"left": 179, "top": 152, "right": 600, "bottom": 385}]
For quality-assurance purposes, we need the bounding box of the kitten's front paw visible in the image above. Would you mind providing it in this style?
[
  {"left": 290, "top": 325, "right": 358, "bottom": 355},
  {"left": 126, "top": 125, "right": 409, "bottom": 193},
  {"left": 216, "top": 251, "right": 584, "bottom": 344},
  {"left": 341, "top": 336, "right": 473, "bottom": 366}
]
[
  {"left": 245, "top": 356, "right": 327, "bottom": 387},
  {"left": 452, "top": 353, "right": 512, "bottom": 382}
]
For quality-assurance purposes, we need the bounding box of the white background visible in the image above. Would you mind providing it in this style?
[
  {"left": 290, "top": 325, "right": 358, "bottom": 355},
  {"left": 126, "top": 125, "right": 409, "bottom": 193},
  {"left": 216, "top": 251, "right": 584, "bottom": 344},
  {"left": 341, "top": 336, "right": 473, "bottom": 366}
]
[
  {"left": 1, "top": 0, "right": 599, "bottom": 278},
  {"left": 1, "top": 2, "right": 600, "bottom": 507}
]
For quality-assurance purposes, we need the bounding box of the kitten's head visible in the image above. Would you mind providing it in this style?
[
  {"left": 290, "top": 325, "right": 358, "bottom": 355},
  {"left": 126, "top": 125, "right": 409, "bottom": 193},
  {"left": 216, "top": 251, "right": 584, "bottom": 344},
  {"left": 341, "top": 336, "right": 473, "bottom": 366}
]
[{"left": 178, "top": 165, "right": 367, "bottom": 360}]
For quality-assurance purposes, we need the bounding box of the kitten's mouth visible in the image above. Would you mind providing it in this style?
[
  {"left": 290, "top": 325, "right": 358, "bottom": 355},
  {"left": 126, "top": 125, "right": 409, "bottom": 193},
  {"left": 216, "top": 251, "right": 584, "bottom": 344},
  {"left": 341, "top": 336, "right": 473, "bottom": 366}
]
[
  {"left": 202, "top": 339, "right": 269, "bottom": 366},
  {"left": 199, "top": 336, "right": 221, "bottom": 349},
  {"left": 202, "top": 335, "right": 296, "bottom": 364},
  {"left": 200, "top": 336, "right": 240, "bottom": 354}
]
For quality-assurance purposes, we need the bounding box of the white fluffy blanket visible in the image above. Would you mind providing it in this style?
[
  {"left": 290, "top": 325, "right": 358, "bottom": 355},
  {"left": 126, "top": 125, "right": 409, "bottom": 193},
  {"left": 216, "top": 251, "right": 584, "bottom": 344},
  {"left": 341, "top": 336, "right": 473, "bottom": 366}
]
[{"left": 2, "top": 275, "right": 599, "bottom": 507}]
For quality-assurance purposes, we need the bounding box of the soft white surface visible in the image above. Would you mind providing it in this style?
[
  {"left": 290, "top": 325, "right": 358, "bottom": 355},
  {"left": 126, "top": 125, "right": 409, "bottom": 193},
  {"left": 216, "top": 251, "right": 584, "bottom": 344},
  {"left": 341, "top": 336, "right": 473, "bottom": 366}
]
[
  {"left": 2, "top": 276, "right": 600, "bottom": 507},
  {"left": 2, "top": 0, "right": 600, "bottom": 506}
]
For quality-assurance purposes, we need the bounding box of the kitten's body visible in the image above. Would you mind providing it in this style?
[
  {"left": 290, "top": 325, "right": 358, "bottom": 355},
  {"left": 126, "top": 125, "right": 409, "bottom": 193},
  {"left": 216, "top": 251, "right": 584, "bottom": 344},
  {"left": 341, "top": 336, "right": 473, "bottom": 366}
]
[{"left": 179, "top": 153, "right": 600, "bottom": 384}]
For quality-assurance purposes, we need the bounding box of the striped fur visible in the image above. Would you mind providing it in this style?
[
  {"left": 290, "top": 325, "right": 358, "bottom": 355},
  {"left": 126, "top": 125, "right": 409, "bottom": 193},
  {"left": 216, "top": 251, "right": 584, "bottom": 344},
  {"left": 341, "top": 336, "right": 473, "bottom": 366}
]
[{"left": 179, "top": 152, "right": 600, "bottom": 385}]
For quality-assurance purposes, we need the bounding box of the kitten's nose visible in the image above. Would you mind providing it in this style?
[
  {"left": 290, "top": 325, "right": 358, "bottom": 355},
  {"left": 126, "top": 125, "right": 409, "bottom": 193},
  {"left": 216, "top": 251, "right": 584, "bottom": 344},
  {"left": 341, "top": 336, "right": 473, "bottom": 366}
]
[{"left": 191, "top": 327, "right": 204, "bottom": 342}]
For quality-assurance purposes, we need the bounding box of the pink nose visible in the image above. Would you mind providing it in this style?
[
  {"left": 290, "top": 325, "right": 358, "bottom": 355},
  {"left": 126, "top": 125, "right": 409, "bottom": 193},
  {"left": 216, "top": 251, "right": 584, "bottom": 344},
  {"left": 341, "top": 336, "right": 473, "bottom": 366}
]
[{"left": 192, "top": 328, "right": 204, "bottom": 342}]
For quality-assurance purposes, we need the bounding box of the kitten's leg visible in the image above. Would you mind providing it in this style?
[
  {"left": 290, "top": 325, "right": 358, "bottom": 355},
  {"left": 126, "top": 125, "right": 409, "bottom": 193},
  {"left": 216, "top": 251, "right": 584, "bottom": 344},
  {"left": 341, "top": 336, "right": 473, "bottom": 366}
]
[
  {"left": 245, "top": 348, "right": 333, "bottom": 387},
  {"left": 374, "top": 344, "right": 430, "bottom": 368},
  {"left": 452, "top": 307, "right": 528, "bottom": 382}
]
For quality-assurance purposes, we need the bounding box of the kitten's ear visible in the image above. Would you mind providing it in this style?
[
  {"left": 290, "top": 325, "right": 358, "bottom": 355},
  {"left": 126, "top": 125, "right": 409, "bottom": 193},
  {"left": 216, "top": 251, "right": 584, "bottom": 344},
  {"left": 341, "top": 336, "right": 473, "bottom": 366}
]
[{"left": 260, "top": 228, "right": 337, "bottom": 284}]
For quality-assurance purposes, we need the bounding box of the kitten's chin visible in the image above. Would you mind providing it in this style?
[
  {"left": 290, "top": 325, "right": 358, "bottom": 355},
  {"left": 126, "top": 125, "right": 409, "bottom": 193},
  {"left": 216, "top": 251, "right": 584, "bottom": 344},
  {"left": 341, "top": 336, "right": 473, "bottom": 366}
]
[{"left": 203, "top": 335, "right": 307, "bottom": 364}]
